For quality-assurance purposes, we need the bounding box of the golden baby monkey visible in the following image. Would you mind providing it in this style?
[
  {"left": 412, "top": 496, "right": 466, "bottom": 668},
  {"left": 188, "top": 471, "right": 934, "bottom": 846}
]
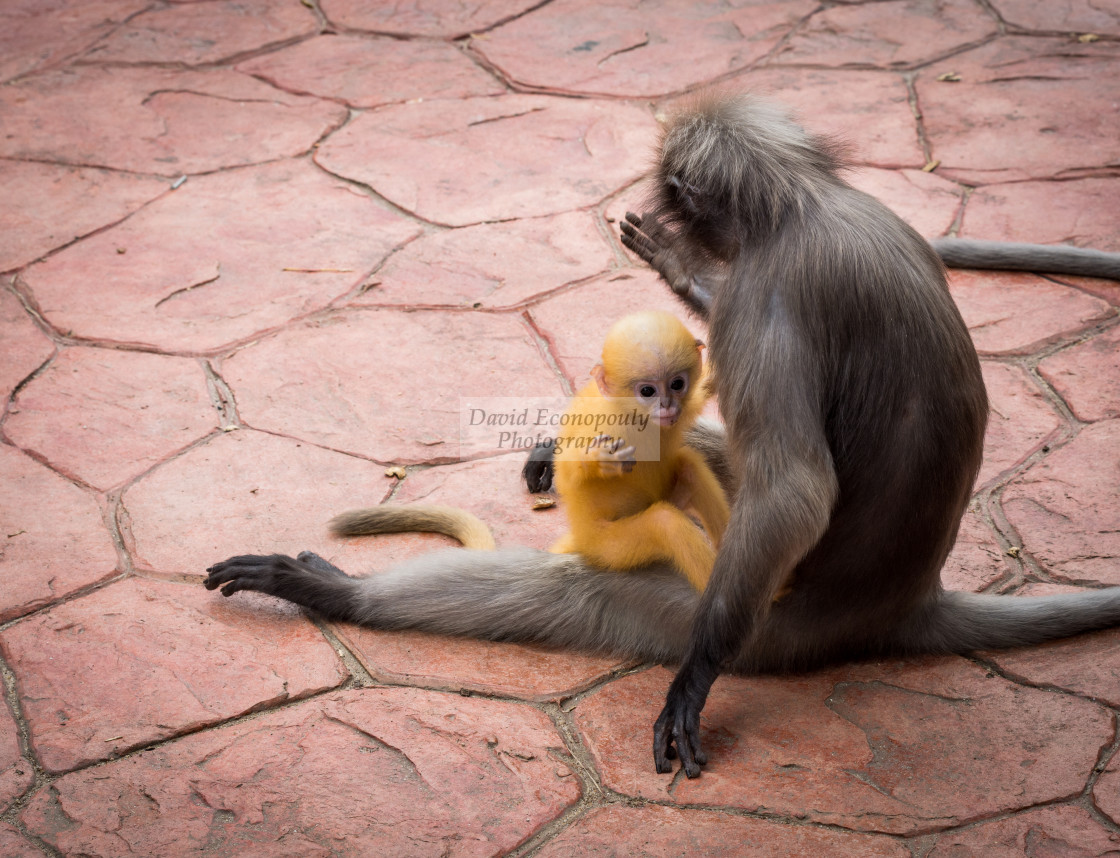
[{"left": 550, "top": 311, "right": 729, "bottom": 591}]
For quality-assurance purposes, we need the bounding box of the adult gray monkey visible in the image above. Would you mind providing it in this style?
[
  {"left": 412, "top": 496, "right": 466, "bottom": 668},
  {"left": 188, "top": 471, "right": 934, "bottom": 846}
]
[{"left": 207, "top": 94, "right": 1120, "bottom": 778}]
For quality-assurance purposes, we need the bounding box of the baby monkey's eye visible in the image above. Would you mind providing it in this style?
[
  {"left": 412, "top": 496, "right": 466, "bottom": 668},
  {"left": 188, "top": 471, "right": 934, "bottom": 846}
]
[
  {"left": 670, "top": 376, "right": 687, "bottom": 392},
  {"left": 638, "top": 384, "right": 657, "bottom": 399}
]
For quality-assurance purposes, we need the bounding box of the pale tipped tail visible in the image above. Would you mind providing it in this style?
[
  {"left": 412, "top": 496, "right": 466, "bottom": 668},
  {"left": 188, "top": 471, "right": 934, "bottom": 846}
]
[
  {"left": 907, "top": 589, "right": 1120, "bottom": 653},
  {"left": 329, "top": 504, "right": 497, "bottom": 551}
]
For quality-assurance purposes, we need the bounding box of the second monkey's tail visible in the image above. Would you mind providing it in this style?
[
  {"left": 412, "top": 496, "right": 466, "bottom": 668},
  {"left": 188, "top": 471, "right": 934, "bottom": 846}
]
[
  {"left": 329, "top": 505, "right": 497, "bottom": 551},
  {"left": 902, "top": 588, "right": 1120, "bottom": 653}
]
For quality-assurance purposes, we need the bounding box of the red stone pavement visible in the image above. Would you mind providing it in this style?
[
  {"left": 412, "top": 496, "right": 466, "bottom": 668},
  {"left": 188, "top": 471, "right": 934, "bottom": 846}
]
[{"left": 1, "top": 1, "right": 1118, "bottom": 855}]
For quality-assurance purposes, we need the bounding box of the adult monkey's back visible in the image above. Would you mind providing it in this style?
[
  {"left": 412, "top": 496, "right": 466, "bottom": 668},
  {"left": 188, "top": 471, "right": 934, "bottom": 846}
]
[{"left": 206, "top": 94, "right": 1120, "bottom": 778}]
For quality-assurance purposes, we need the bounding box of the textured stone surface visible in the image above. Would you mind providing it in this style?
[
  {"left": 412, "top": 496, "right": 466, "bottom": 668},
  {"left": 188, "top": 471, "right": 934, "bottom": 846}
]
[
  {"left": 0, "top": 160, "right": 166, "bottom": 272},
  {"left": 977, "top": 362, "right": 1063, "bottom": 488},
  {"left": 6, "top": 347, "right": 215, "bottom": 491},
  {"left": 475, "top": 0, "right": 814, "bottom": 97},
  {"left": 0, "top": 0, "right": 147, "bottom": 83},
  {"left": 987, "top": 628, "right": 1120, "bottom": 708},
  {"left": 1094, "top": 759, "right": 1120, "bottom": 829},
  {"left": 320, "top": 0, "right": 542, "bottom": 38},
  {"left": 0, "top": 287, "right": 53, "bottom": 397},
  {"left": 529, "top": 270, "right": 708, "bottom": 388},
  {"left": 535, "top": 804, "right": 909, "bottom": 857},
  {"left": 847, "top": 167, "right": 964, "bottom": 238},
  {"left": 315, "top": 95, "right": 659, "bottom": 225},
  {"left": 0, "top": 577, "right": 345, "bottom": 773},
  {"left": 86, "top": 0, "right": 318, "bottom": 65},
  {"left": 21, "top": 689, "right": 580, "bottom": 856},
  {"left": 23, "top": 161, "right": 419, "bottom": 352},
  {"left": 959, "top": 178, "right": 1120, "bottom": 250},
  {"left": 336, "top": 626, "right": 625, "bottom": 702},
  {"left": 940, "top": 503, "right": 1012, "bottom": 592},
  {"left": 1038, "top": 325, "right": 1120, "bottom": 422},
  {"left": 724, "top": 67, "right": 923, "bottom": 167},
  {"left": 238, "top": 33, "right": 504, "bottom": 108},
  {"left": 993, "top": 0, "right": 1120, "bottom": 35},
  {"left": 1002, "top": 420, "right": 1120, "bottom": 585},
  {"left": 919, "top": 38, "right": 1120, "bottom": 184},
  {"left": 925, "top": 804, "right": 1120, "bottom": 856},
  {"left": 0, "top": 823, "right": 39, "bottom": 858},
  {"left": 0, "top": 66, "right": 346, "bottom": 175},
  {"left": 223, "top": 310, "right": 561, "bottom": 462},
  {"left": 574, "top": 660, "right": 1110, "bottom": 834},
  {"left": 353, "top": 212, "right": 613, "bottom": 309},
  {"left": 0, "top": 445, "right": 118, "bottom": 622},
  {"left": 949, "top": 270, "right": 1112, "bottom": 355},
  {"left": 121, "top": 430, "right": 398, "bottom": 578},
  {"left": 775, "top": 0, "right": 998, "bottom": 69},
  {"left": 0, "top": 701, "right": 32, "bottom": 813}
]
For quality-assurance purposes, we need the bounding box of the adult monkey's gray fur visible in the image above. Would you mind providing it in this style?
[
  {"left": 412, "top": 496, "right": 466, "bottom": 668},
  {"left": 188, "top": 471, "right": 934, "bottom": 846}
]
[{"left": 206, "top": 94, "right": 1120, "bottom": 778}]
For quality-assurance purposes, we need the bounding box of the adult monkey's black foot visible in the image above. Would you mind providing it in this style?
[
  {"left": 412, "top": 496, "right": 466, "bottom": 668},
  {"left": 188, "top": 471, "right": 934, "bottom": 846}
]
[{"left": 652, "top": 662, "right": 718, "bottom": 778}]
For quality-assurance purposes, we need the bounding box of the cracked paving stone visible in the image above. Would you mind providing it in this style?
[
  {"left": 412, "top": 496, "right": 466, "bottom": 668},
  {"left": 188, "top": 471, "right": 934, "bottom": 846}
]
[
  {"left": 84, "top": 0, "right": 318, "bottom": 65},
  {"left": 122, "top": 429, "right": 402, "bottom": 578},
  {"left": 986, "top": 627, "right": 1120, "bottom": 709},
  {"left": 949, "top": 270, "right": 1113, "bottom": 356},
  {"left": 222, "top": 309, "right": 561, "bottom": 463},
  {"left": 352, "top": 211, "right": 613, "bottom": 309},
  {"left": 1, "top": 700, "right": 32, "bottom": 812},
  {"left": 0, "top": 287, "right": 53, "bottom": 398},
  {"left": 0, "top": 65, "right": 346, "bottom": 176},
  {"left": 22, "top": 160, "right": 419, "bottom": 352},
  {"left": 1094, "top": 755, "right": 1120, "bottom": 828},
  {"left": 773, "top": 0, "right": 997, "bottom": 69},
  {"left": 315, "top": 94, "right": 658, "bottom": 225},
  {"left": 528, "top": 269, "right": 709, "bottom": 388},
  {"left": 5, "top": 347, "right": 215, "bottom": 491},
  {"left": 993, "top": 0, "right": 1120, "bottom": 34},
  {"left": 1038, "top": 325, "right": 1120, "bottom": 423},
  {"left": 958, "top": 177, "right": 1120, "bottom": 250},
  {"left": 536, "top": 804, "right": 908, "bottom": 857},
  {"left": 0, "top": 445, "right": 118, "bottom": 622},
  {"left": 847, "top": 168, "right": 964, "bottom": 238},
  {"left": 0, "top": 823, "right": 39, "bottom": 858},
  {"left": 918, "top": 38, "right": 1120, "bottom": 184},
  {"left": 977, "top": 362, "right": 1063, "bottom": 489},
  {"left": 940, "top": 502, "right": 1012, "bottom": 592},
  {"left": 0, "top": 576, "right": 346, "bottom": 774},
  {"left": 0, "top": 160, "right": 166, "bottom": 273},
  {"left": 237, "top": 33, "right": 504, "bottom": 108},
  {"left": 20, "top": 688, "right": 580, "bottom": 857},
  {"left": 0, "top": 0, "right": 147, "bottom": 83},
  {"left": 926, "top": 804, "right": 1120, "bottom": 855},
  {"left": 319, "top": 0, "right": 542, "bottom": 38},
  {"left": 1001, "top": 419, "right": 1120, "bottom": 586},
  {"left": 573, "top": 659, "right": 1110, "bottom": 835},
  {"left": 474, "top": 0, "right": 814, "bottom": 97}
]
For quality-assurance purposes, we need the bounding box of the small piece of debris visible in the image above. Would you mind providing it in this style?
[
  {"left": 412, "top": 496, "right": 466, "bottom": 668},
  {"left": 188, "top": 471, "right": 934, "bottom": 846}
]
[
  {"left": 385, "top": 466, "right": 407, "bottom": 479},
  {"left": 532, "top": 497, "right": 556, "bottom": 510},
  {"left": 104, "top": 736, "right": 124, "bottom": 742},
  {"left": 1006, "top": 546, "right": 1022, "bottom": 558},
  {"left": 117, "top": 247, "right": 127, "bottom": 254},
  {"left": 171, "top": 175, "right": 187, "bottom": 190},
  {"left": 922, "top": 160, "right": 941, "bottom": 173},
  {"left": 1078, "top": 33, "right": 1100, "bottom": 43},
  {"left": 8, "top": 530, "right": 26, "bottom": 539},
  {"left": 282, "top": 267, "right": 355, "bottom": 273},
  {"left": 221, "top": 425, "right": 238, "bottom": 433},
  {"left": 936, "top": 72, "right": 961, "bottom": 82}
]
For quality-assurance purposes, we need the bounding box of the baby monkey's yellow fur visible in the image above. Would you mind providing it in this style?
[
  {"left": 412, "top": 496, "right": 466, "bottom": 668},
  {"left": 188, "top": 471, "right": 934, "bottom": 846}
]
[{"left": 550, "top": 311, "right": 729, "bottom": 590}]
